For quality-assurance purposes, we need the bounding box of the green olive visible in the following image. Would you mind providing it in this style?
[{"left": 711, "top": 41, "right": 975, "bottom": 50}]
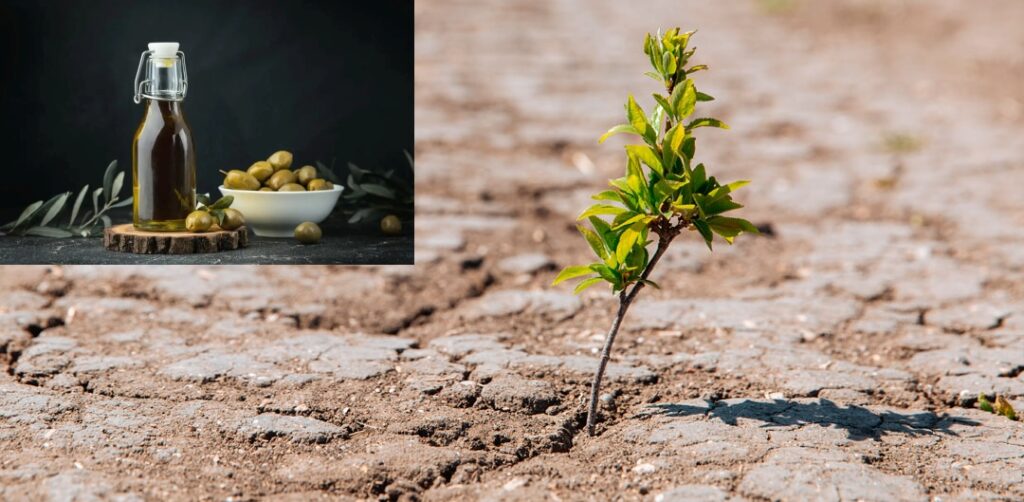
[
  {"left": 247, "top": 161, "right": 274, "bottom": 183},
  {"left": 278, "top": 183, "right": 306, "bottom": 192},
  {"left": 380, "top": 215, "right": 402, "bottom": 235},
  {"left": 220, "top": 208, "right": 245, "bottom": 231},
  {"left": 294, "top": 222, "right": 322, "bottom": 244},
  {"left": 307, "top": 179, "right": 334, "bottom": 191},
  {"left": 185, "top": 210, "right": 213, "bottom": 232},
  {"left": 223, "top": 170, "right": 260, "bottom": 190},
  {"left": 295, "top": 165, "right": 317, "bottom": 186},
  {"left": 266, "top": 170, "right": 297, "bottom": 190},
  {"left": 259, "top": 187, "right": 275, "bottom": 192},
  {"left": 267, "top": 150, "right": 293, "bottom": 171}
]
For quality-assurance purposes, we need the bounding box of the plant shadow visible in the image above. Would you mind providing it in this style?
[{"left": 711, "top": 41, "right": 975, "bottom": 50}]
[{"left": 645, "top": 398, "right": 979, "bottom": 441}]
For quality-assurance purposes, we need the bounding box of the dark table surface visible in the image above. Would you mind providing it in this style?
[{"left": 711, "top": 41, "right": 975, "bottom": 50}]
[{"left": 0, "top": 209, "right": 413, "bottom": 265}]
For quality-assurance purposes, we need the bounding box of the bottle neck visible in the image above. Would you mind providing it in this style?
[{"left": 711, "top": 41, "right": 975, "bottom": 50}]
[{"left": 135, "top": 52, "right": 188, "bottom": 103}]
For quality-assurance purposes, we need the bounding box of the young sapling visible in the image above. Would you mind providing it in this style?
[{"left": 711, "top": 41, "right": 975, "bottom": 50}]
[{"left": 553, "top": 28, "right": 757, "bottom": 436}]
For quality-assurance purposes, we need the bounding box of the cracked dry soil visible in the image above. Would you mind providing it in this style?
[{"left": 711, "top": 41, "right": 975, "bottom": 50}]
[{"left": 3, "top": 0, "right": 1024, "bottom": 500}]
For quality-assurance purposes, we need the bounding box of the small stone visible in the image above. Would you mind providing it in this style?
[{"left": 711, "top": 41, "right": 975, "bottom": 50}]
[
  {"left": 479, "top": 376, "right": 559, "bottom": 414},
  {"left": 633, "top": 463, "right": 656, "bottom": 474},
  {"left": 497, "top": 253, "right": 555, "bottom": 275},
  {"left": 234, "top": 413, "right": 347, "bottom": 444}
]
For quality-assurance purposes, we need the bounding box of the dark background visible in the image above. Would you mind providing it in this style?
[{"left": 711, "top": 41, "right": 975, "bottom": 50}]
[{"left": 0, "top": 0, "right": 412, "bottom": 210}]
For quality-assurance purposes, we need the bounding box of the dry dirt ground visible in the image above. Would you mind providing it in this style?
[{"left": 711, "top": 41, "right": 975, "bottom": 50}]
[{"left": 3, "top": 0, "right": 1024, "bottom": 500}]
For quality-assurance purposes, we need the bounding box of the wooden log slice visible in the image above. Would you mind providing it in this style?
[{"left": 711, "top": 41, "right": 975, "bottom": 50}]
[{"left": 103, "top": 224, "right": 249, "bottom": 254}]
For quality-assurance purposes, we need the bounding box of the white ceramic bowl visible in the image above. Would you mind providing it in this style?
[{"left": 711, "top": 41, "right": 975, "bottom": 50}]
[{"left": 218, "top": 185, "right": 343, "bottom": 237}]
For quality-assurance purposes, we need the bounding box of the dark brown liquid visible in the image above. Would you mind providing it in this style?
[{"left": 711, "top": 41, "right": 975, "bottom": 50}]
[{"left": 132, "top": 99, "right": 196, "bottom": 231}]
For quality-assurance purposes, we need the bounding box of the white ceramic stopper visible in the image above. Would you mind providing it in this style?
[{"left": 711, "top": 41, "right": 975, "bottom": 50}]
[{"left": 148, "top": 42, "right": 179, "bottom": 58}]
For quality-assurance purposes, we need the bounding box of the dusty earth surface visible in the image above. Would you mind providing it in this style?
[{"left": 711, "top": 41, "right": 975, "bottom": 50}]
[{"left": 3, "top": 0, "right": 1024, "bottom": 500}]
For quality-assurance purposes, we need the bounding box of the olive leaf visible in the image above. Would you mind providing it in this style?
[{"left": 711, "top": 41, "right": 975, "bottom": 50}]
[
  {"left": 68, "top": 184, "right": 89, "bottom": 226},
  {"left": 208, "top": 195, "right": 234, "bottom": 210},
  {"left": 102, "top": 160, "right": 118, "bottom": 203},
  {"left": 25, "top": 226, "right": 74, "bottom": 238},
  {"left": 335, "top": 151, "right": 414, "bottom": 225},
  {"left": 1, "top": 159, "right": 133, "bottom": 238}
]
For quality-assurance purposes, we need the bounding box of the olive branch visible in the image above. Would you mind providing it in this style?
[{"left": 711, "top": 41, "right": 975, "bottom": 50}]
[
  {"left": 552, "top": 28, "right": 757, "bottom": 436},
  {"left": 0, "top": 160, "right": 132, "bottom": 238}
]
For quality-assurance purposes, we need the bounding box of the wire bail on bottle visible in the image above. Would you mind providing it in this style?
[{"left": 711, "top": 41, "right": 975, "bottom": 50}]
[{"left": 133, "top": 45, "right": 188, "bottom": 104}]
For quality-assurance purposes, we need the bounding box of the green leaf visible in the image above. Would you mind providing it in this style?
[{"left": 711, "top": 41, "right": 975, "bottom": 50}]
[
  {"left": 615, "top": 226, "right": 641, "bottom": 264},
  {"left": 611, "top": 213, "right": 649, "bottom": 231},
  {"left": 687, "top": 117, "right": 729, "bottom": 130},
  {"left": 652, "top": 93, "right": 674, "bottom": 120},
  {"left": 703, "top": 197, "right": 743, "bottom": 216},
  {"left": 347, "top": 161, "right": 370, "bottom": 177},
  {"left": 626, "top": 95, "right": 655, "bottom": 144},
  {"left": 671, "top": 203, "right": 697, "bottom": 216},
  {"left": 578, "top": 225, "right": 609, "bottom": 261},
  {"left": 111, "top": 171, "right": 125, "bottom": 201},
  {"left": 209, "top": 209, "right": 226, "bottom": 226},
  {"left": 663, "top": 51, "right": 676, "bottom": 76},
  {"left": 589, "top": 263, "right": 621, "bottom": 287},
  {"left": 552, "top": 265, "right": 594, "bottom": 286},
  {"left": 102, "top": 160, "right": 118, "bottom": 203},
  {"left": 92, "top": 187, "right": 103, "bottom": 218},
  {"left": 691, "top": 163, "right": 707, "bottom": 191},
  {"left": 348, "top": 207, "right": 384, "bottom": 223},
  {"left": 404, "top": 150, "right": 415, "bottom": 170},
  {"left": 696, "top": 91, "right": 715, "bottom": 102},
  {"left": 644, "top": 71, "right": 663, "bottom": 82},
  {"left": 626, "top": 145, "right": 663, "bottom": 176},
  {"left": 707, "top": 216, "right": 759, "bottom": 244},
  {"left": 13, "top": 200, "right": 44, "bottom": 228},
  {"left": 725, "top": 180, "right": 751, "bottom": 192},
  {"left": 109, "top": 197, "right": 133, "bottom": 209},
  {"left": 574, "top": 277, "right": 605, "bottom": 294},
  {"left": 663, "top": 124, "right": 686, "bottom": 171},
  {"left": 675, "top": 79, "right": 697, "bottom": 119},
  {"left": 577, "top": 204, "right": 626, "bottom": 220},
  {"left": 693, "top": 219, "right": 714, "bottom": 250},
  {"left": 209, "top": 195, "right": 234, "bottom": 210},
  {"left": 588, "top": 216, "right": 618, "bottom": 250},
  {"left": 39, "top": 192, "right": 70, "bottom": 227},
  {"left": 687, "top": 64, "right": 708, "bottom": 73},
  {"left": 361, "top": 183, "right": 396, "bottom": 199},
  {"left": 682, "top": 136, "right": 696, "bottom": 160},
  {"left": 592, "top": 190, "right": 623, "bottom": 203},
  {"left": 24, "top": 226, "right": 73, "bottom": 238},
  {"left": 598, "top": 124, "right": 641, "bottom": 144},
  {"left": 68, "top": 184, "right": 89, "bottom": 226}
]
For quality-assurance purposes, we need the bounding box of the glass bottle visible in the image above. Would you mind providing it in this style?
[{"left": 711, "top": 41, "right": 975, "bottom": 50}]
[{"left": 131, "top": 42, "right": 196, "bottom": 231}]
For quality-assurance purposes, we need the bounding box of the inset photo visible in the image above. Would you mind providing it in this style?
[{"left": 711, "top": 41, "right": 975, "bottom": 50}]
[{"left": 0, "top": 0, "right": 412, "bottom": 264}]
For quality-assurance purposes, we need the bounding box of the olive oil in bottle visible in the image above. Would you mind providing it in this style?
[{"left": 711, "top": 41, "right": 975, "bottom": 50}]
[{"left": 131, "top": 42, "right": 195, "bottom": 231}]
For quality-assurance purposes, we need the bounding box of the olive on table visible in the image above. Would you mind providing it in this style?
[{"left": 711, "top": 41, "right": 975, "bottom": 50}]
[
  {"left": 220, "top": 208, "right": 246, "bottom": 231},
  {"left": 307, "top": 179, "right": 333, "bottom": 191},
  {"left": 295, "top": 165, "right": 317, "bottom": 186},
  {"left": 380, "top": 215, "right": 402, "bottom": 235},
  {"left": 278, "top": 183, "right": 306, "bottom": 192},
  {"left": 223, "top": 170, "right": 260, "bottom": 190},
  {"left": 267, "top": 150, "right": 293, "bottom": 171},
  {"left": 294, "top": 222, "right": 322, "bottom": 244},
  {"left": 185, "top": 210, "right": 213, "bottom": 232},
  {"left": 247, "top": 161, "right": 274, "bottom": 182},
  {"left": 266, "top": 170, "right": 297, "bottom": 190}
]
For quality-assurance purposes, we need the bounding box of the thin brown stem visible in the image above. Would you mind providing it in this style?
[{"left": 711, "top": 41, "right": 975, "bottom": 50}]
[{"left": 586, "top": 227, "right": 679, "bottom": 435}]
